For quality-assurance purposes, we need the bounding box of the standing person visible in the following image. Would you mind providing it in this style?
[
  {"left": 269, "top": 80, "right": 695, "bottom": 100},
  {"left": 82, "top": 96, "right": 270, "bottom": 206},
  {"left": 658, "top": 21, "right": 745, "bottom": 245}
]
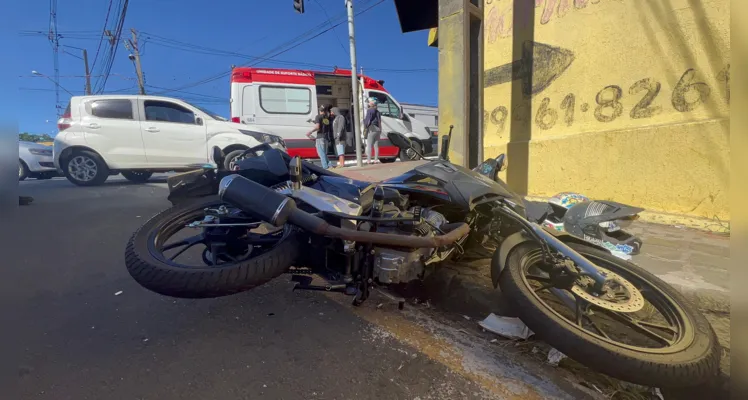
[
  {"left": 306, "top": 105, "right": 332, "bottom": 169},
  {"left": 330, "top": 107, "right": 346, "bottom": 168},
  {"left": 363, "top": 97, "right": 382, "bottom": 164}
]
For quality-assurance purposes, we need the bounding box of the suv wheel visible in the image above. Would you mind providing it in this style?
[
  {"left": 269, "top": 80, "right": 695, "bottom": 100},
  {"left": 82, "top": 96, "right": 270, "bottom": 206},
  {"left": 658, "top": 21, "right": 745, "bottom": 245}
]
[
  {"left": 224, "top": 149, "right": 247, "bottom": 171},
  {"left": 18, "top": 160, "right": 29, "bottom": 181},
  {"left": 400, "top": 140, "right": 422, "bottom": 161},
  {"left": 63, "top": 150, "right": 110, "bottom": 186},
  {"left": 121, "top": 170, "right": 153, "bottom": 183}
]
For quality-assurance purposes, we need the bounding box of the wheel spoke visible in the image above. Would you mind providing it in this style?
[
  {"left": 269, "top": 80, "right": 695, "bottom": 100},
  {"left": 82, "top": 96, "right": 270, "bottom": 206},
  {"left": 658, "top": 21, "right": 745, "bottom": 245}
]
[
  {"left": 601, "top": 309, "right": 675, "bottom": 346},
  {"left": 533, "top": 282, "right": 556, "bottom": 293},
  {"left": 164, "top": 234, "right": 204, "bottom": 260},
  {"left": 526, "top": 274, "right": 553, "bottom": 284}
]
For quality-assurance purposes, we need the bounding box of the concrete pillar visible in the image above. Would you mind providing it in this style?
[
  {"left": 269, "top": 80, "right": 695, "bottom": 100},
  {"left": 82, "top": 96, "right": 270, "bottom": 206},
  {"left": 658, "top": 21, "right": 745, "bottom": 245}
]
[{"left": 437, "top": 0, "right": 483, "bottom": 168}]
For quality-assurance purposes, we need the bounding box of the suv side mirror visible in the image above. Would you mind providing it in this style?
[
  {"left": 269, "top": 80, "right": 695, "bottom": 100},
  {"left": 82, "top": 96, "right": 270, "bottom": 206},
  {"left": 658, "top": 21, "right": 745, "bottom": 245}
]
[{"left": 195, "top": 116, "right": 203, "bottom": 126}]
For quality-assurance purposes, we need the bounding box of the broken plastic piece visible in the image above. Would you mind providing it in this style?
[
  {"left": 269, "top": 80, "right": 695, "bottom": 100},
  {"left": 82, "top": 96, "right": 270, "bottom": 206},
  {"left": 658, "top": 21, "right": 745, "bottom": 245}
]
[
  {"left": 478, "top": 313, "right": 534, "bottom": 340},
  {"left": 547, "top": 348, "right": 566, "bottom": 366}
]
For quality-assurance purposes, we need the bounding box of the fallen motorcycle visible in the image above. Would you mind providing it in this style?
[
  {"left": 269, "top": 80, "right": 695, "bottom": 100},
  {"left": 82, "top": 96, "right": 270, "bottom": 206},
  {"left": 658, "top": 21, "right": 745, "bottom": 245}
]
[{"left": 125, "top": 127, "right": 718, "bottom": 388}]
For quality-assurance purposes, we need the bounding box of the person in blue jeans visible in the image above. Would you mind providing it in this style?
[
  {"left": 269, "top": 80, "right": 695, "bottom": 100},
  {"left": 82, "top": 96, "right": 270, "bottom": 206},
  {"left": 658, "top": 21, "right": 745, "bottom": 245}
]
[
  {"left": 330, "top": 107, "right": 346, "bottom": 168},
  {"left": 363, "top": 98, "right": 381, "bottom": 164},
  {"left": 306, "top": 105, "right": 333, "bottom": 169}
]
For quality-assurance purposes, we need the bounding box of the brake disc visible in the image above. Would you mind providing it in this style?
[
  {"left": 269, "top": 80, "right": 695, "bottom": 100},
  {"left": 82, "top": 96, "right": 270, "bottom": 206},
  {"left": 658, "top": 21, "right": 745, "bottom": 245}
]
[{"left": 570, "top": 266, "right": 645, "bottom": 313}]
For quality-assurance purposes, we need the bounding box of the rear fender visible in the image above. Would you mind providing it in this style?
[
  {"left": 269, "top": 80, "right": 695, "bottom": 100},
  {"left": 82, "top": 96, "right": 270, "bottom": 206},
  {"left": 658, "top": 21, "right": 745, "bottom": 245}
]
[{"left": 490, "top": 228, "right": 610, "bottom": 288}]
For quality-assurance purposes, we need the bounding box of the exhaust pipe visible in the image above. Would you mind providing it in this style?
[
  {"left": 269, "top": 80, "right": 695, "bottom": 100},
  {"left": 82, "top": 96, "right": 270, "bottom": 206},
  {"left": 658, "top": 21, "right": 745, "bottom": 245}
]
[{"left": 218, "top": 174, "right": 469, "bottom": 248}]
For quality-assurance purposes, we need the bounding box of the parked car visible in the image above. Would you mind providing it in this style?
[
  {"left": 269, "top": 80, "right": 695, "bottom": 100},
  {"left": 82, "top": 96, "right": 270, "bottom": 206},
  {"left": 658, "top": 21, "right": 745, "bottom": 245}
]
[
  {"left": 53, "top": 95, "right": 287, "bottom": 186},
  {"left": 19, "top": 141, "right": 57, "bottom": 181}
]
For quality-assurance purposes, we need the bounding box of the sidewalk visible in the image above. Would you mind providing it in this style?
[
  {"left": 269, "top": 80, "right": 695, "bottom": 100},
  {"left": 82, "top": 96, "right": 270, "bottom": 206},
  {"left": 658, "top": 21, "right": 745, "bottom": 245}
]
[{"left": 337, "top": 161, "right": 731, "bottom": 379}]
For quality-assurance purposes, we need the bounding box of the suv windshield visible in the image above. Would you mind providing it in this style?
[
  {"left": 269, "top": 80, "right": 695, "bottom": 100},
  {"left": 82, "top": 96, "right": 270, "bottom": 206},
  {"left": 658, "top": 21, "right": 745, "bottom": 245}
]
[{"left": 184, "top": 101, "right": 226, "bottom": 121}]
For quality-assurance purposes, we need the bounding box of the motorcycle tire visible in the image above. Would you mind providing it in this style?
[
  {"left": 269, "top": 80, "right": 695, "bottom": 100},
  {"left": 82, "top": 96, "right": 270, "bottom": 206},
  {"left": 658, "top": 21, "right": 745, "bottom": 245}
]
[
  {"left": 125, "top": 196, "right": 302, "bottom": 299},
  {"left": 499, "top": 242, "right": 720, "bottom": 388}
]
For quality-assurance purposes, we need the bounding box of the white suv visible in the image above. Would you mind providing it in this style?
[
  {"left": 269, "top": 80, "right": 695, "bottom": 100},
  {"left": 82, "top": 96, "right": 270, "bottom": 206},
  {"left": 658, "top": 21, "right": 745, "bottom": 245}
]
[{"left": 54, "top": 95, "right": 287, "bottom": 186}]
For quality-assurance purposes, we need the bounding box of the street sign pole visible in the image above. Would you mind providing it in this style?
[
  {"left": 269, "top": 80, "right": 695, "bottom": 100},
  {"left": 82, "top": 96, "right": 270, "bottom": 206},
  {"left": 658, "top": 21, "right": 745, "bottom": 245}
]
[{"left": 346, "top": 0, "right": 363, "bottom": 167}]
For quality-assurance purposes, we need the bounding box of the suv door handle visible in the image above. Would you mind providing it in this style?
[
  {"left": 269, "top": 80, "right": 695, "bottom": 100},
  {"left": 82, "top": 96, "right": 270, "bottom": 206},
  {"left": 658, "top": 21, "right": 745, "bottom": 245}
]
[
  {"left": 88, "top": 123, "right": 101, "bottom": 129},
  {"left": 145, "top": 127, "right": 160, "bottom": 133}
]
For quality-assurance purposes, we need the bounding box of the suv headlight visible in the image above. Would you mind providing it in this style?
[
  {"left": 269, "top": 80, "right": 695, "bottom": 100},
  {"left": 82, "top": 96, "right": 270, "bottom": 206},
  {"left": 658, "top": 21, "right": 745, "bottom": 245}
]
[
  {"left": 238, "top": 129, "right": 284, "bottom": 147},
  {"left": 29, "top": 148, "right": 53, "bottom": 156}
]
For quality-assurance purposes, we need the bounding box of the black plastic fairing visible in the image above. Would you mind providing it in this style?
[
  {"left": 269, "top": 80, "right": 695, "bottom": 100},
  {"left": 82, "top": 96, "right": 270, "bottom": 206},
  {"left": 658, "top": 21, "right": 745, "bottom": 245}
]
[{"left": 383, "top": 160, "right": 524, "bottom": 211}]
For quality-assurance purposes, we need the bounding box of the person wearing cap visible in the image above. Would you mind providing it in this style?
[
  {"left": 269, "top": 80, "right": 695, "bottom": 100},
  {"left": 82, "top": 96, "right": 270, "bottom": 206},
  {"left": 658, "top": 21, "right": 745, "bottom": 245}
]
[
  {"left": 306, "top": 105, "right": 333, "bottom": 169},
  {"left": 330, "top": 107, "right": 346, "bottom": 168},
  {"left": 363, "top": 97, "right": 382, "bottom": 164}
]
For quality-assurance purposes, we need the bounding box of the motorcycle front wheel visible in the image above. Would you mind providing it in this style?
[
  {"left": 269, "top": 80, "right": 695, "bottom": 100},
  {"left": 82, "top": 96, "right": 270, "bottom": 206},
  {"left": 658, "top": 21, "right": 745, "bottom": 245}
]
[
  {"left": 125, "top": 196, "right": 302, "bottom": 298},
  {"left": 499, "top": 242, "right": 719, "bottom": 388}
]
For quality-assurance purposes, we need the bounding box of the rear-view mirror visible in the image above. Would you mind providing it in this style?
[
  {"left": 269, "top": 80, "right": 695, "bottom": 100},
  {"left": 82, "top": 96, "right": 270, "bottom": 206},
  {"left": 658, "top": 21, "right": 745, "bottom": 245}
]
[
  {"left": 496, "top": 154, "right": 507, "bottom": 172},
  {"left": 195, "top": 116, "right": 203, "bottom": 125}
]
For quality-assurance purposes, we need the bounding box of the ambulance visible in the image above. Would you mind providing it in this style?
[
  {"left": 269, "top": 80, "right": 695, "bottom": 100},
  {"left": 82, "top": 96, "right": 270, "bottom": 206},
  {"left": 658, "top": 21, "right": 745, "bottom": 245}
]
[{"left": 229, "top": 67, "right": 435, "bottom": 162}]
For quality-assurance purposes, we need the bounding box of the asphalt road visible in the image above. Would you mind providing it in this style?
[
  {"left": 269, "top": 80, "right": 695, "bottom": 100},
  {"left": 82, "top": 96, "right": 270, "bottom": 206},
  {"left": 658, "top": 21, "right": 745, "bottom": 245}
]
[{"left": 4, "top": 176, "right": 593, "bottom": 400}]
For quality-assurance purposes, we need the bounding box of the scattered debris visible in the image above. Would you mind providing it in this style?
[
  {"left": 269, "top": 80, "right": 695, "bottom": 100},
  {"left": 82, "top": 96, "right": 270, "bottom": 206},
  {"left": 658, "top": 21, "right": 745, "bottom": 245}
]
[
  {"left": 462, "top": 315, "right": 471, "bottom": 321},
  {"left": 114, "top": 291, "right": 123, "bottom": 296},
  {"left": 267, "top": 312, "right": 275, "bottom": 316},
  {"left": 478, "top": 314, "right": 534, "bottom": 340},
  {"left": 531, "top": 346, "right": 540, "bottom": 354},
  {"left": 489, "top": 339, "right": 498, "bottom": 343},
  {"left": 591, "top": 384, "right": 602, "bottom": 393},
  {"left": 318, "top": 312, "right": 324, "bottom": 316},
  {"left": 142, "top": 338, "right": 149, "bottom": 343},
  {"left": 546, "top": 348, "right": 566, "bottom": 366},
  {"left": 651, "top": 388, "right": 664, "bottom": 400},
  {"left": 397, "top": 363, "right": 403, "bottom": 371},
  {"left": 263, "top": 384, "right": 267, "bottom": 388},
  {"left": 376, "top": 303, "right": 384, "bottom": 309}
]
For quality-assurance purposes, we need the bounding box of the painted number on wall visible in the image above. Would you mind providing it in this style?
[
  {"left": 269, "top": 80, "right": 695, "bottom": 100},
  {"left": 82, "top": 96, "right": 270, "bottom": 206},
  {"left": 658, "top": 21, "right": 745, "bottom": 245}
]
[{"left": 485, "top": 67, "right": 726, "bottom": 133}]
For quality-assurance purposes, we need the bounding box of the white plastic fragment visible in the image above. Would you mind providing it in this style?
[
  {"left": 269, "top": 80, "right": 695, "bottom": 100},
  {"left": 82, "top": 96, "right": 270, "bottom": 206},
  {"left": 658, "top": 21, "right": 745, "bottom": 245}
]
[
  {"left": 478, "top": 314, "right": 534, "bottom": 340},
  {"left": 546, "top": 348, "right": 567, "bottom": 366},
  {"left": 114, "top": 291, "right": 123, "bottom": 296},
  {"left": 652, "top": 388, "right": 664, "bottom": 400},
  {"left": 462, "top": 315, "right": 471, "bottom": 320}
]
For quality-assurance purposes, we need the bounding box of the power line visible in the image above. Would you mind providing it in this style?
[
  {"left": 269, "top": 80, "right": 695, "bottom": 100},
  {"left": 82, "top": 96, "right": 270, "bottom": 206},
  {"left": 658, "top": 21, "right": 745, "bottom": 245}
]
[
  {"left": 144, "top": 84, "right": 226, "bottom": 100},
  {"left": 93, "top": 0, "right": 129, "bottom": 93},
  {"left": 151, "top": 0, "right": 385, "bottom": 95},
  {"left": 311, "top": 0, "right": 349, "bottom": 57},
  {"left": 89, "top": 0, "right": 114, "bottom": 72}
]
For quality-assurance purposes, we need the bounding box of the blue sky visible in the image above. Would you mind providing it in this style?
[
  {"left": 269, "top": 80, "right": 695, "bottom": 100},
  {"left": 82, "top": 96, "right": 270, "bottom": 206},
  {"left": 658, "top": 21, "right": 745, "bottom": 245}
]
[{"left": 5, "top": 0, "right": 436, "bottom": 135}]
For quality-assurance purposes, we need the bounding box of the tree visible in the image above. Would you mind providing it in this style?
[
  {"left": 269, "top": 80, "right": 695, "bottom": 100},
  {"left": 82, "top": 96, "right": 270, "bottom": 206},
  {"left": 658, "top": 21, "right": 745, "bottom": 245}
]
[{"left": 18, "top": 132, "right": 53, "bottom": 143}]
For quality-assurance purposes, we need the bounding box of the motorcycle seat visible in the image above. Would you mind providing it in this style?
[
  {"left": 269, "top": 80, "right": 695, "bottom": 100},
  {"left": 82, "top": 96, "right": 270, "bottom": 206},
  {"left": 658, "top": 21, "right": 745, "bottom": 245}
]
[{"left": 523, "top": 199, "right": 553, "bottom": 223}]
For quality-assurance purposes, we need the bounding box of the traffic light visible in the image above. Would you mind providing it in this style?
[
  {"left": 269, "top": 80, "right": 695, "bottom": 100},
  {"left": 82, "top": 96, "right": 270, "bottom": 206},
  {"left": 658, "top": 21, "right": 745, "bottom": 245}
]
[{"left": 293, "top": 0, "right": 304, "bottom": 14}]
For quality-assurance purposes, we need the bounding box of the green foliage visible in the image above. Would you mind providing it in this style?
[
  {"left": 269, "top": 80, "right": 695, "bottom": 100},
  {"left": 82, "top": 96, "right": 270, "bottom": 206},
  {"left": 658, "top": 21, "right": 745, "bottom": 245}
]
[{"left": 19, "top": 132, "right": 53, "bottom": 143}]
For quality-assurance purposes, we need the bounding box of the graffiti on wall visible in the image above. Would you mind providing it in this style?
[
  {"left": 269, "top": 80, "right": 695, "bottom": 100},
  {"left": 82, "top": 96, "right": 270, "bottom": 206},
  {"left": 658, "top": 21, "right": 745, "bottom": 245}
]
[
  {"left": 485, "top": 66, "right": 730, "bottom": 135},
  {"left": 486, "top": 0, "right": 607, "bottom": 43},
  {"left": 484, "top": 41, "right": 575, "bottom": 95}
]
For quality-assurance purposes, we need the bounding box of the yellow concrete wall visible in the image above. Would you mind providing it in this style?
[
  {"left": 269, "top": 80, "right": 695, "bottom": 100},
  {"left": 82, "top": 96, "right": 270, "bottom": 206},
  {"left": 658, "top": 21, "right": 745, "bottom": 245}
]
[{"left": 482, "top": 0, "right": 730, "bottom": 223}]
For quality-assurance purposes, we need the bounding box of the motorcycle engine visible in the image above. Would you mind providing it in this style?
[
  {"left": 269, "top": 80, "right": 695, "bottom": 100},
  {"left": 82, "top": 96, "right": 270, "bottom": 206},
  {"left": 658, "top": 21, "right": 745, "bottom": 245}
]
[{"left": 371, "top": 206, "right": 448, "bottom": 285}]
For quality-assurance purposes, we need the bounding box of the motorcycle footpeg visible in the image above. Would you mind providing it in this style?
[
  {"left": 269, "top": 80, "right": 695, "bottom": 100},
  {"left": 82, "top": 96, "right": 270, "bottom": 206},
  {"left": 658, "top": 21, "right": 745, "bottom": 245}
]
[{"left": 292, "top": 281, "right": 347, "bottom": 293}]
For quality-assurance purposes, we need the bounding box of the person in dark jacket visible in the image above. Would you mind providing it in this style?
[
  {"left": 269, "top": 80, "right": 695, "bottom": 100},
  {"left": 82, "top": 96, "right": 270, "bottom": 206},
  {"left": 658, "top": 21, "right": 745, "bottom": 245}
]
[
  {"left": 306, "top": 105, "right": 333, "bottom": 169},
  {"left": 362, "top": 98, "right": 381, "bottom": 164},
  {"left": 330, "top": 107, "right": 346, "bottom": 168}
]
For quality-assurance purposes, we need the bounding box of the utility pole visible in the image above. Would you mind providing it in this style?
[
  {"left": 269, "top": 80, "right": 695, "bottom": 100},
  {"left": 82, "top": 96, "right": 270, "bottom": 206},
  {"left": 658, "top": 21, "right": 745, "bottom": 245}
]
[
  {"left": 346, "top": 0, "right": 363, "bottom": 167},
  {"left": 82, "top": 49, "right": 92, "bottom": 95},
  {"left": 125, "top": 29, "right": 146, "bottom": 95}
]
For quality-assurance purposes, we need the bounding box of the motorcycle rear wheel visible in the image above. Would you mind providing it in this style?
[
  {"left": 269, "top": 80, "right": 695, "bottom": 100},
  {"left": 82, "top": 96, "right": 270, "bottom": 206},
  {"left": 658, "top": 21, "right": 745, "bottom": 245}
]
[
  {"left": 125, "top": 196, "right": 302, "bottom": 298},
  {"left": 499, "top": 242, "right": 719, "bottom": 388}
]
